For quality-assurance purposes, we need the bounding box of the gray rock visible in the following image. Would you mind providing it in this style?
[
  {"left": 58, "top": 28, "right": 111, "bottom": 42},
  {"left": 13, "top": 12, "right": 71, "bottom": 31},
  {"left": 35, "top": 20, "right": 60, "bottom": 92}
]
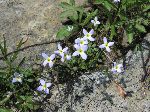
[{"left": 45, "top": 34, "right": 150, "bottom": 112}]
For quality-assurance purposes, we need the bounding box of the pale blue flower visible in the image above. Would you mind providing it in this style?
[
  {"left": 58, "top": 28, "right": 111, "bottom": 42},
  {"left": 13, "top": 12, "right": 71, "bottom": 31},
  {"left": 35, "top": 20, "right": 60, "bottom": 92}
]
[
  {"left": 83, "top": 29, "right": 95, "bottom": 41},
  {"left": 61, "top": 53, "right": 71, "bottom": 62},
  {"left": 91, "top": 17, "right": 100, "bottom": 26},
  {"left": 111, "top": 62, "right": 123, "bottom": 73},
  {"left": 72, "top": 44, "right": 88, "bottom": 60},
  {"left": 42, "top": 53, "right": 55, "bottom": 68},
  {"left": 75, "top": 37, "right": 88, "bottom": 46},
  {"left": 99, "top": 37, "right": 114, "bottom": 52},
  {"left": 37, "top": 79, "right": 52, "bottom": 94},
  {"left": 54, "top": 44, "right": 68, "bottom": 57},
  {"left": 12, "top": 72, "right": 23, "bottom": 83}
]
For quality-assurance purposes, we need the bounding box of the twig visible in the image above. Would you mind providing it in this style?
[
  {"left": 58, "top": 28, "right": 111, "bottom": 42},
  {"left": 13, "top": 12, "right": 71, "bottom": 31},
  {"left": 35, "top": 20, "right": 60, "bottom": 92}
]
[{"left": 0, "top": 39, "right": 62, "bottom": 60}]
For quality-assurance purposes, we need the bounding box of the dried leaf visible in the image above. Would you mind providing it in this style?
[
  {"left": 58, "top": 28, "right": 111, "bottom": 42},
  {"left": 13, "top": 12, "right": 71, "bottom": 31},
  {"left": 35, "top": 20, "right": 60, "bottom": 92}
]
[{"left": 114, "top": 81, "right": 127, "bottom": 99}]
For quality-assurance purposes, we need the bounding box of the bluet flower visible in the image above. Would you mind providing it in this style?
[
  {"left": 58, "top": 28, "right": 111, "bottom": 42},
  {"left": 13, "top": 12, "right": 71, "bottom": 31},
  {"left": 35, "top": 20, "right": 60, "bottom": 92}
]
[
  {"left": 72, "top": 44, "right": 88, "bottom": 60},
  {"left": 99, "top": 37, "right": 114, "bottom": 52},
  {"left": 111, "top": 62, "right": 123, "bottom": 73},
  {"left": 91, "top": 17, "right": 100, "bottom": 26},
  {"left": 12, "top": 72, "right": 23, "bottom": 83},
  {"left": 37, "top": 79, "right": 52, "bottom": 94},
  {"left": 75, "top": 37, "right": 88, "bottom": 46},
  {"left": 61, "top": 53, "right": 71, "bottom": 62},
  {"left": 54, "top": 44, "right": 68, "bottom": 57},
  {"left": 83, "top": 29, "right": 95, "bottom": 41},
  {"left": 42, "top": 53, "right": 55, "bottom": 68}
]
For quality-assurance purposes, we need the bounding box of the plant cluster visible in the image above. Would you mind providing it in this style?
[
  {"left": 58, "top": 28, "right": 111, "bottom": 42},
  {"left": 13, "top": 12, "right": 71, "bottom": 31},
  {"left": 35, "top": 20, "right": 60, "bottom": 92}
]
[{"left": 0, "top": 0, "right": 149, "bottom": 111}]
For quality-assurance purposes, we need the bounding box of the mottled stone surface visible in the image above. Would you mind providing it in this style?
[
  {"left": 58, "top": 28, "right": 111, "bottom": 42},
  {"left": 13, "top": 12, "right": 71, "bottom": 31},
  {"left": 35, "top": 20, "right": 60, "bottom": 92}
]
[
  {"left": 45, "top": 34, "right": 150, "bottom": 112},
  {"left": 0, "top": 0, "right": 85, "bottom": 66}
]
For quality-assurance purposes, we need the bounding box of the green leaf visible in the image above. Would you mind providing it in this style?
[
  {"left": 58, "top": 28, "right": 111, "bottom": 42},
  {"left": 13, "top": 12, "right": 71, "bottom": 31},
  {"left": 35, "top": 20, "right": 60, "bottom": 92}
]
[
  {"left": 127, "top": 33, "right": 134, "bottom": 43},
  {"left": 143, "top": 5, "right": 150, "bottom": 12},
  {"left": 56, "top": 27, "right": 70, "bottom": 40},
  {"left": 27, "top": 79, "right": 33, "bottom": 82},
  {"left": 135, "top": 24, "right": 146, "bottom": 32},
  {"left": 81, "top": 9, "right": 98, "bottom": 26},
  {"left": 94, "top": 0, "right": 117, "bottom": 11},
  {"left": 70, "top": 0, "right": 75, "bottom": 6},
  {"left": 110, "top": 25, "right": 116, "bottom": 40},
  {"left": 26, "top": 103, "right": 34, "bottom": 109},
  {"left": 20, "top": 96, "right": 26, "bottom": 100},
  {"left": 59, "top": 2, "right": 71, "bottom": 8},
  {"left": 0, "top": 108, "right": 12, "bottom": 112}
]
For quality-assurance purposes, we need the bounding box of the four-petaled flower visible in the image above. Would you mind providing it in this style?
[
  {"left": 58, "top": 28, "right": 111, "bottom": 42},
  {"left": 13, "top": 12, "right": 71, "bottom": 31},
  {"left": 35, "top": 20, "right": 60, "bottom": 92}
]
[
  {"left": 75, "top": 37, "right": 88, "bottom": 46},
  {"left": 67, "top": 26, "right": 73, "bottom": 31},
  {"left": 54, "top": 44, "right": 68, "bottom": 57},
  {"left": 99, "top": 37, "right": 114, "bottom": 52},
  {"left": 83, "top": 29, "right": 95, "bottom": 41},
  {"left": 111, "top": 62, "right": 123, "bottom": 73},
  {"left": 91, "top": 17, "right": 100, "bottom": 26},
  {"left": 37, "top": 79, "right": 52, "bottom": 94},
  {"left": 61, "top": 53, "right": 71, "bottom": 62},
  {"left": 12, "top": 72, "right": 23, "bottom": 83},
  {"left": 72, "top": 44, "right": 88, "bottom": 60},
  {"left": 42, "top": 53, "right": 55, "bottom": 68}
]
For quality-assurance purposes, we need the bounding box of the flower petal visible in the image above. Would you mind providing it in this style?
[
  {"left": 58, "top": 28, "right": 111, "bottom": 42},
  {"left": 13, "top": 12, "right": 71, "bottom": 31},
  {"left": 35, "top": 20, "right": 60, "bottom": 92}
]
[
  {"left": 99, "top": 44, "right": 105, "bottom": 48},
  {"left": 54, "top": 50, "right": 59, "bottom": 54},
  {"left": 82, "top": 45, "right": 88, "bottom": 51},
  {"left": 118, "top": 64, "right": 123, "bottom": 68},
  {"left": 72, "top": 51, "right": 79, "bottom": 56},
  {"left": 42, "top": 53, "right": 48, "bottom": 59},
  {"left": 12, "top": 78, "right": 17, "bottom": 83},
  {"left": 95, "top": 16, "right": 98, "bottom": 21},
  {"left": 106, "top": 47, "right": 111, "bottom": 52},
  {"left": 58, "top": 44, "right": 62, "bottom": 50},
  {"left": 83, "top": 29, "right": 88, "bottom": 35},
  {"left": 88, "top": 37, "right": 95, "bottom": 41},
  {"left": 37, "top": 86, "right": 43, "bottom": 91},
  {"left": 50, "top": 54, "right": 55, "bottom": 60},
  {"left": 43, "top": 60, "right": 48, "bottom": 67},
  {"left": 61, "top": 57, "right": 65, "bottom": 62},
  {"left": 91, "top": 20, "right": 94, "bottom": 23},
  {"left": 40, "top": 79, "right": 45, "bottom": 85},
  {"left": 113, "top": 62, "right": 117, "bottom": 66},
  {"left": 103, "top": 37, "right": 107, "bottom": 43},
  {"left": 117, "top": 68, "right": 122, "bottom": 73},
  {"left": 45, "top": 88, "right": 49, "bottom": 94},
  {"left": 63, "top": 47, "right": 68, "bottom": 53},
  {"left": 108, "top": 42, "right": 114, "bottom": 46},
  {"left": 75, "top": 38, "right": 80, "bottom": 44},
  {"left": 80, "top": 52, "right": 87, "bottom": 60},
  {"left": 66, "top": 55, "right": 71, "bottom": 60},
  {"left": 84, "top": 39, "right": 88, "bottom": 44},
  {"left": 46, "top": 83, "right": 52, "bottom": 87},
  {"left": 17, "top": 78, "right": 22, "bottom": 83},
  {"left": 74, "top": 44, "right": 80, "bottom": 50},
  {"left": 96, "top": 21, "right": 100, "bottom": 25},
  {"left": 89, "top": 29, "right": 94, "bottom": 35},
  {"left": 48, "top": 61, "right": 53, "bottom": 68}
]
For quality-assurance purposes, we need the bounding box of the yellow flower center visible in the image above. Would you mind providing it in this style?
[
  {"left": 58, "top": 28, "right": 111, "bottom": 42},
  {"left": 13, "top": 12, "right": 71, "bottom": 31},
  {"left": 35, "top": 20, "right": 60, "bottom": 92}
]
[
  {"left": 43, "top": 84, "right": 47, "bottom": 90},
  {"left": 78, "top": 49, "right": 83, "bottom": 53},
  {"left": 86, "top": 33, "right": 90, "bottom": 37},
  {"left": 59, "top": 50, "right": 63, "bottom": 53},
  {"left": 105, "top": 43, "right": 108, "bottom": 47},
  {"left": 115, "top": 65, "right": 118, "bottom": 70},
  {"left": 47, "top": 57, "right": 51, "bottom": 62},
  {"left": 80, "top": 41, "right": 84, "bottom": 45}
]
